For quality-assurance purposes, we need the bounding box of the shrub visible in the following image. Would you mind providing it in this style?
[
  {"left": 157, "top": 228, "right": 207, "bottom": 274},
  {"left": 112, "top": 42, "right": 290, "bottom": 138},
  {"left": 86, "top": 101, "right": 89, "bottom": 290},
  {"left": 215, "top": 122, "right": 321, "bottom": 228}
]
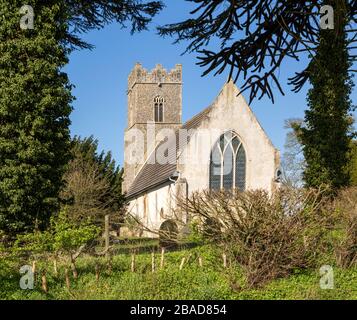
[
  {"left": 12, "top": 208, "right": 100, "bottom": 269},
  {"left": 52, "top": 208, "right": 100, "bottom": 254},
  {"left": 331, "top": 187, "right": 357, "bottom": 268},
  {"left": 180, "top": 187, "right": 331, "bottom": 287},
  {"left": 13, "top": 230, "right": 54, "bottom": 257}
]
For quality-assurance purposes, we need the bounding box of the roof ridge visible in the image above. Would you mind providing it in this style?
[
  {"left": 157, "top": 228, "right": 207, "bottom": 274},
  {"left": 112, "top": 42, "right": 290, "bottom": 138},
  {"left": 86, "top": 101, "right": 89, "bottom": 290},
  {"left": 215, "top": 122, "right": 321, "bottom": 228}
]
[{"left": 182, "top": 104, "right": 213, "bottom": 129}]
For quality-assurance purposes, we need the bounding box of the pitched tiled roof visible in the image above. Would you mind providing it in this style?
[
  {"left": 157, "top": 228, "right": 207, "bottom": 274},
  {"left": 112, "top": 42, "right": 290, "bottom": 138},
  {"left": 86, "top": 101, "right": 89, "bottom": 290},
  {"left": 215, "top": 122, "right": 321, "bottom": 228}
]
[{"left": 126, "top": 104, "right": 213, "bottom": 200}]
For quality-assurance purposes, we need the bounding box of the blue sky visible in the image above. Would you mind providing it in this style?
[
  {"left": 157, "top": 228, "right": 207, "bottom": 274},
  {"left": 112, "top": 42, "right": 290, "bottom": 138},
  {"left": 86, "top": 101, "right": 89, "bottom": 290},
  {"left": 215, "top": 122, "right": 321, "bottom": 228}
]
[{"left": 65, "top": 1, "right": 356, "bottom": 167}]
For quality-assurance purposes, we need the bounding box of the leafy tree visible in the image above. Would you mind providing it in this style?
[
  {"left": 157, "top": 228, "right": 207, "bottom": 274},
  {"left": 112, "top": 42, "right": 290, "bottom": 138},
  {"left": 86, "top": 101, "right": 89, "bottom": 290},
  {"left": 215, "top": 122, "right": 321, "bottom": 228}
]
[
  {"left": 13, "top": 229, "right": 54, "bottom": 257},
  {"left": 0, "top": 1, "right": 162, "bottom": 236},
  {"left": 299, "top": 1, "right": 355, "bottom": 188},
  {"left": 61, "top": 136, "right": 125, "bottom": 227},
  {"left": 52, "top": 208, "right": 100, "bottom": 258},
  {"left": 14, "top": 209, "right": 100, "bottom": 275}
]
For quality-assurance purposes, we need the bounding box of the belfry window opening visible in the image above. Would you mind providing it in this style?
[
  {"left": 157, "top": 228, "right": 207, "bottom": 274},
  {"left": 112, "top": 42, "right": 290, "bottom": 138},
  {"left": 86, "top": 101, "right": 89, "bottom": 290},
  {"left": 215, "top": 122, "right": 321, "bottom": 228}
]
[{"left": 154, "top": 96, "right": 164, "bottom": 122}]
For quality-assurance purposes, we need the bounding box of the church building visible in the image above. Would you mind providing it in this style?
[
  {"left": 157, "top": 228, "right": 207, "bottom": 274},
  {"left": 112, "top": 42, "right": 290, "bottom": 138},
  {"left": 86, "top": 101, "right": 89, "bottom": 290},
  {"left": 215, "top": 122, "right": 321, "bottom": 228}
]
[{"left": 123, "top": 63, "right": 280, "bottom": 237}]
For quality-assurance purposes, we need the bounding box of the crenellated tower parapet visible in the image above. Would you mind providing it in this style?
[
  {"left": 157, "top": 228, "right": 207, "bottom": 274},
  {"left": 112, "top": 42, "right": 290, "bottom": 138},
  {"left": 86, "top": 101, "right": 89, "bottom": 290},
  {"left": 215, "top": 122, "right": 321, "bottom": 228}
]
[{"left": 128, "top": 63, "right": 182, "bottom": 90}]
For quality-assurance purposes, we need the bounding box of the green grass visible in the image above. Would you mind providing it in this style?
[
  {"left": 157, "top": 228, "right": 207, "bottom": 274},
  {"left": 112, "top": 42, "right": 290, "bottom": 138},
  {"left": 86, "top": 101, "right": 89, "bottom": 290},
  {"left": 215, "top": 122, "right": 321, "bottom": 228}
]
[{"left": 1, "top": 245, "right": 356, "bottom": 300}]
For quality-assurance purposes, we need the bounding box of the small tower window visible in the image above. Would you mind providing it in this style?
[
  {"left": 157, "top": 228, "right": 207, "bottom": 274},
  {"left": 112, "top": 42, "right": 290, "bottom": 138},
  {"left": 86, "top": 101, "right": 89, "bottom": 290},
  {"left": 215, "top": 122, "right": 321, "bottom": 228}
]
[{"left": 154, "top": 96, "right": 164, "bottom": 122}]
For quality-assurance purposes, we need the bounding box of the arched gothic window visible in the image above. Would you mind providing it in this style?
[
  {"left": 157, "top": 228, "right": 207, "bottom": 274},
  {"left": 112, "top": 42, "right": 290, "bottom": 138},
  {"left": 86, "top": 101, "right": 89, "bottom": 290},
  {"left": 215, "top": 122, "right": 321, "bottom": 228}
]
[
  {"left": 154, "top": 96, "right": 164, "bottom": 122},
  {"left": 209, "top": 132, "right": 246, "bottom": 191}
]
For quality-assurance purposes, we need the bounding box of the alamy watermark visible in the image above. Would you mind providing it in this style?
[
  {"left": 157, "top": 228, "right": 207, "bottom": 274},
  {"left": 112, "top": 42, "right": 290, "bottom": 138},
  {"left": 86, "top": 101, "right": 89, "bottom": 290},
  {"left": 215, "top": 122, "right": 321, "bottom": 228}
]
[
  {"left": 320, "top": 5, "right": 334, "bottom": 30},
  {"left": 319, "top": 265, "right": 334, "bottom": 289},
  {"left": 125, "top": 124, "right": 236, "bottom": 169},
  {"left": 19, "top": 265, "right": 34, "bottom": 290},
  {"left": 20, "top": 5, "right": 34, "bottom": 30}
]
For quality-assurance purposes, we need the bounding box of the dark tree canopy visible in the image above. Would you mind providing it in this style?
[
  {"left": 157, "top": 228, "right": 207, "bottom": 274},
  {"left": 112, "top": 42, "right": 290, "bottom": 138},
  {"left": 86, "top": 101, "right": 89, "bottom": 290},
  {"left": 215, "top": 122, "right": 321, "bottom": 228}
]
[
  {"left": 300, "top": 5, "right": 355, "bottom": 189},
  {"left": 0, "top": 1, "right": 73, "bottom": 235},
  {"left": 63, "top": 0, "right": 164, "bottom": 49},
  {"left": 159, "top": 0, "right": 357, "bottom": 103},
  {"left": 0, "top": 0, "right": 163, "bottom": 236}
]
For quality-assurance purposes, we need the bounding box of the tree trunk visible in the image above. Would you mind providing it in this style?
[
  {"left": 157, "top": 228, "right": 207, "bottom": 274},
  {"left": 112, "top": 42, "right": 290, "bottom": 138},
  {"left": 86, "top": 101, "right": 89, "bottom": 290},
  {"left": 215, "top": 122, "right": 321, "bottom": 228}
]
[{"left": 70, "top": 255, "right": 78, "bottom": 279}]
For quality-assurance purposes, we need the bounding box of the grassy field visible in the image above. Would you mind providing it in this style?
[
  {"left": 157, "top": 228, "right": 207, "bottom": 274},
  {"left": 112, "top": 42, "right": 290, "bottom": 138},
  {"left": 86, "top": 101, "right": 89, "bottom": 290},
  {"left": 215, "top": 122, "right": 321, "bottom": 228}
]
[{"left": 1, "top": 244, "right": 356, "bottom": 300}]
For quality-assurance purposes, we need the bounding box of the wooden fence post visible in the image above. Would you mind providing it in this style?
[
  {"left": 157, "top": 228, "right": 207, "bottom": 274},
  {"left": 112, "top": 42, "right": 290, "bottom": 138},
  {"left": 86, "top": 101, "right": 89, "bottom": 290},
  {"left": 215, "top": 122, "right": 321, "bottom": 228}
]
[
  {"left": 198, "top": 256, "right": 203, "bottom": 267},
  {"left": 222, "top": 253, "right": 227, "bottom": 268},
  {"left": 41, "top": 271, "right": 48, "bottom": 294},
  {"left": 160, "top": 247, "right": 165, "bottom": 269},
  {"left": 53, "top": 259, "right": 58, "bottom": 276},
  {"left": 31, "top": 261, "right": 36, "bottom": 283},
  {"left": 179, "top": 257, "right": 186, "bottom": 270},
  {"left": 95, "top": 264, "right": 100, "bottom": 281},
  {"left": 151, "top": 252, "right": 155, "bottom": 273},
  {"left": 131, "top": 251, "right": 136, "bottom": 272},
  {"left": 65, "top": 268, "right": 70, "bottom": 290}
]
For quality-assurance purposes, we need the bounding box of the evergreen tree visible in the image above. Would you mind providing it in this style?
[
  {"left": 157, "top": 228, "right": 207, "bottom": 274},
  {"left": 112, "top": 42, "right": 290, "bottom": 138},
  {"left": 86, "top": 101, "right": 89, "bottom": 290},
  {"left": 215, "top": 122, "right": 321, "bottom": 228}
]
[
  {"left": 68, "top": 136, "right": 125, "bottom": 215},
  {"left": 299, "top": 0, "right": 355, "bottom": 188},
  {"left": 0, "top": 1, "right": 162, "bottom": 236},
  {"left": 0, "top": 1, "right": 73, "bottom": 234}
]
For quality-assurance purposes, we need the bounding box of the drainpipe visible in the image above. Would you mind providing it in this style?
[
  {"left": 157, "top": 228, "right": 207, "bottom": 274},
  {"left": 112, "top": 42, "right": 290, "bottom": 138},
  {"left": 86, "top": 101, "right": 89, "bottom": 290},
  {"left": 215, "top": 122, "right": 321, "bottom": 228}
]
[
  {"left": 181, "top": 178, "right": 189, "bottom": 225},
  {"left": 169, "top": 171, "right": 189, "bottom": 225}
]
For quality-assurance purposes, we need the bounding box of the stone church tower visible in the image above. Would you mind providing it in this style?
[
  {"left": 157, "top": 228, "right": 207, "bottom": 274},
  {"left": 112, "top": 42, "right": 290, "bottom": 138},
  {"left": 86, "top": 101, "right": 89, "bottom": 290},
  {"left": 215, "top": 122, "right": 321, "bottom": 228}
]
[{"left": 123, "top": 63, "right": 183, "bottom": 193}]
